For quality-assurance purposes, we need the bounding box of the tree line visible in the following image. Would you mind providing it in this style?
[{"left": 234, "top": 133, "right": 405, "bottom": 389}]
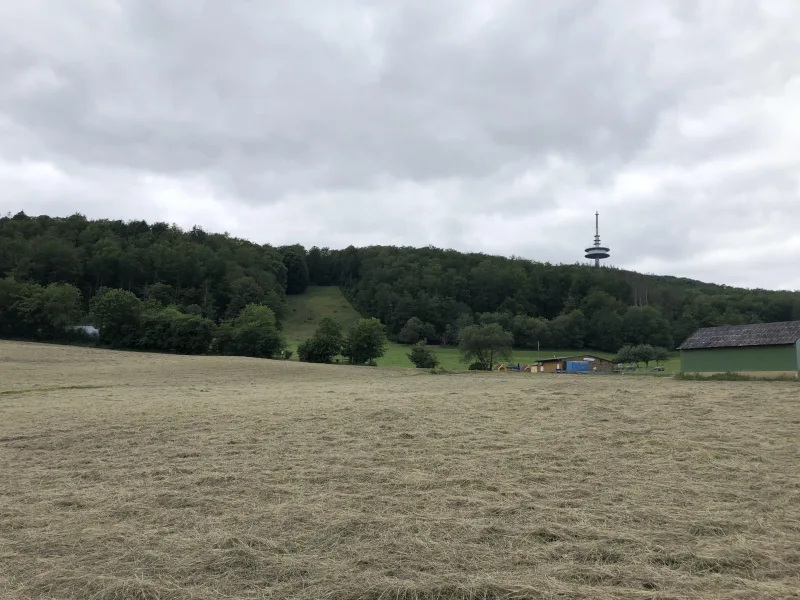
[
  {"left": 325, "top": 246, "right": 800, "bottom": 352},
  {"left": 0, "top": 276, "right": 393, "bottom": 366},
  {"left": 0, "top": 279, "right": 289, "bottom": 358},
  {"left": 2, "top": 212, "right": 799, "bottom": 357}
]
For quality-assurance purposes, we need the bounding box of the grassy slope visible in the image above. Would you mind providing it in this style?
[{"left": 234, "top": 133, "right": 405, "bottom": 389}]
[
  {"left": 284, "top": 286, "right": 680, "bottom": 372},
  {"left": 283, "top": 286, "right": 363, "bottom": 341}
]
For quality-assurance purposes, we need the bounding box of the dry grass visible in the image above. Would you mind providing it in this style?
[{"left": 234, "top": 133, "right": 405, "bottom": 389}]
[{"left": 1, "top": 340, "right": 798, "bottom": 600}]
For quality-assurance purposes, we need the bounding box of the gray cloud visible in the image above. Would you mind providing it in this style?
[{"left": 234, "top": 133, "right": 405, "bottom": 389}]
[{"left": 1, "top": 0, "right": 799, "bottom": 290}]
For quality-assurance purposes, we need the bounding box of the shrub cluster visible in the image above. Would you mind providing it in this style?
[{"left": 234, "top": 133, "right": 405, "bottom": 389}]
[{"left": 297, "top": 317, "right": 388, "bottom": 366}]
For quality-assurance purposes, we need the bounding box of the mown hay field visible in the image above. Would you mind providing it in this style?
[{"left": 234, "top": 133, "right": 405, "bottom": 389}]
[{"left": 0, "top": 340, "right": 798, "bottom": 600}]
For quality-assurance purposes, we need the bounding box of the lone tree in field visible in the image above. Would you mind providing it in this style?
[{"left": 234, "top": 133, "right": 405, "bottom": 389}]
[
  {"left": 297, "top": 317, "right": 344, "bottom": 363},
  {"left": 614, "top": 344, "right": 636, "bottom": 367},
  {"left": 653, "top": 345, "right": 670, "bottom": 366},
  {"left": 632, "top": 344, "right": 656, "bottom": 369},
  {"left": 343, "top": 317, "right": 388, "bottom": 365},
  {"left": 458, "top": 323, "right": 513, "bottom": 371},
  {"left": 407, "top": 341, "right": 439, "bottom": 369}
]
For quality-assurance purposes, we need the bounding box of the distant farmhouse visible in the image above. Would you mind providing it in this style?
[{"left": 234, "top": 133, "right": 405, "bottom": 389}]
[{"left": 678, "top": 321, "right": 800, "bottom": 379}]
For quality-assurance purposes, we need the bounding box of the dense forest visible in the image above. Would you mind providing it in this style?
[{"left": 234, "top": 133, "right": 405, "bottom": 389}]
[{"left": 2, "top": 212, "right": 799, "bottom": 355}]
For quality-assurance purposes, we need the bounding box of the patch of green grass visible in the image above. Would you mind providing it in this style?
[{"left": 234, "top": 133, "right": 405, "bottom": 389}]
[{"left": 283, "top": 287, "right": 363, "bottom": 341}]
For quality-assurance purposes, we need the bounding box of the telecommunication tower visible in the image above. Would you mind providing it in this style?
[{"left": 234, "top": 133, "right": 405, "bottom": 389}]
[{"left": 584, "top": 212, "right": 610, "bottom": 268}]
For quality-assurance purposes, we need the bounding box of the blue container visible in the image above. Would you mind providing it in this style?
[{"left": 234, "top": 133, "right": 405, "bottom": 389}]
[{"left": 566, "top": 361, "right": 589, "bottom": 372}]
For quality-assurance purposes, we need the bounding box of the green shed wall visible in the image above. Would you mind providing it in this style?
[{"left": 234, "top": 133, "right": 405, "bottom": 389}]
[{"left": 680, "top": 345, "right": 799, "bottom": 373}]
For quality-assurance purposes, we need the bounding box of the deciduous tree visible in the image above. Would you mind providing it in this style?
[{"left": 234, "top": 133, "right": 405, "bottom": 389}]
[
  {"left": 91, "top": 288, "right": 142, "bottom": 347},
  {"left": 343, "top": 318, "right": 388, "bottom": 365},
  {"left": 220, "top": 304, "right": 287, "bottom": 359},
  {"left": 458, "top": 323, "right": 513, "bottom": 371},
  {"left": 632, "top": 344, "right": 656, "bottom": 368},
  {"left": 280, "top": 245, "right": 310, "bottom": 295},
  {"left": 397, "top": 316, "right": 436, "bottom": 345}
]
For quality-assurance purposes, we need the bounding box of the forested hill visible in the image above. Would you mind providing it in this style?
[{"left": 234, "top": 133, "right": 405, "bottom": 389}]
[{"left": 2, "top": 212, "right": 799, "bottom": 352}]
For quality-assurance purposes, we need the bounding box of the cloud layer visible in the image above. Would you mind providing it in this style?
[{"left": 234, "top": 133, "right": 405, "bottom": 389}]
[{"left": 2, "top": 1, "right": 799, "bottom": 290}]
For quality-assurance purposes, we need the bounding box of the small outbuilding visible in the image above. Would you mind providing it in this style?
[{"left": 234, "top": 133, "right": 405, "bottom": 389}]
[
  {"left": 533, "top": 354, "right": 614, "bottom": 373},
  {"left": 678, "top": 321, "right": 800, "bottom": 378}
]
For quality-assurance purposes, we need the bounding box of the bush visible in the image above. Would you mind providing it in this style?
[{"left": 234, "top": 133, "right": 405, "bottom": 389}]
[
  {"left": 343, "top": 318, "right": 388, "bottom": 365},
  {"left": 407, "top": 341, "right": 439, "bottom": 369},
  {"left": 214, "top": 304, "right": 287, "bottom": 359},
  {"left": 136, "top": 307, "right": 216, "bottom": 354},
  {"left": 297, "top": 318, "right": 344, "bottom": 363},
  {"left": 137, "top": 307, "right": 179, "bottom": 351},
  {"left": 171, "top": 314, "right": 216, "bottom": 354},
  {"left": 296, "top": 339, "right": 313, "bottom": 362}
]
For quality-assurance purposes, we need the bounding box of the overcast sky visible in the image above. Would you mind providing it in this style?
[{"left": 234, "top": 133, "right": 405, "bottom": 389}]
[{"left": 2, "top": 1, "right": 799, "bottom": 290}]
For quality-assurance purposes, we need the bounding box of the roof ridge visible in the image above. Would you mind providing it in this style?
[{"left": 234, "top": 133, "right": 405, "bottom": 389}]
[{"left": 678, "top": 320, "right": 800, "bottom": 350}]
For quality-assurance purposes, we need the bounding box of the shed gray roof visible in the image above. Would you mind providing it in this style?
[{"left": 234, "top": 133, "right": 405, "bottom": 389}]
[{"left": 678, "top": 321, "right": 800, "bottom": 350}]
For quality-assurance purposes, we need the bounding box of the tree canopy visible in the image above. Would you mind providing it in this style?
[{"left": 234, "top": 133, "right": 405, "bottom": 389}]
[
  {"left": 343, "top": 318, "right": 388, "bottom": 365},
  {"left": 214, "top": 304, "right": 286, "bottom": 359},
  {"left": 2, "top": 212, "right": 800, "bottom": 358},
  {"left": 458, "top": 323, "right": 513, "bottom": 371}
]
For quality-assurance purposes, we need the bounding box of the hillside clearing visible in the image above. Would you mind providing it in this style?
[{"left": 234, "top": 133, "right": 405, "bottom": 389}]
[
  {"left": 283, "top": 286, "right": 363, "bottom": 340},
  {"left": 1, "top": 341, "right": 797, "bottom": 599}
]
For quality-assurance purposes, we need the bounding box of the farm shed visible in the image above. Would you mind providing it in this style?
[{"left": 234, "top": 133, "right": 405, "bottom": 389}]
[
  {"left": 534, "top": 355, "right": 614, "bottom": 373},
  {"left": 678, "top": 321, "right": 800, "bottom": 378}
]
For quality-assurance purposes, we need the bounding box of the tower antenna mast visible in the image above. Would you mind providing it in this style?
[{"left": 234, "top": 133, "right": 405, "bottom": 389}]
[{"left": 584, "top": 211, "right": 610, "bottom": 268}]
